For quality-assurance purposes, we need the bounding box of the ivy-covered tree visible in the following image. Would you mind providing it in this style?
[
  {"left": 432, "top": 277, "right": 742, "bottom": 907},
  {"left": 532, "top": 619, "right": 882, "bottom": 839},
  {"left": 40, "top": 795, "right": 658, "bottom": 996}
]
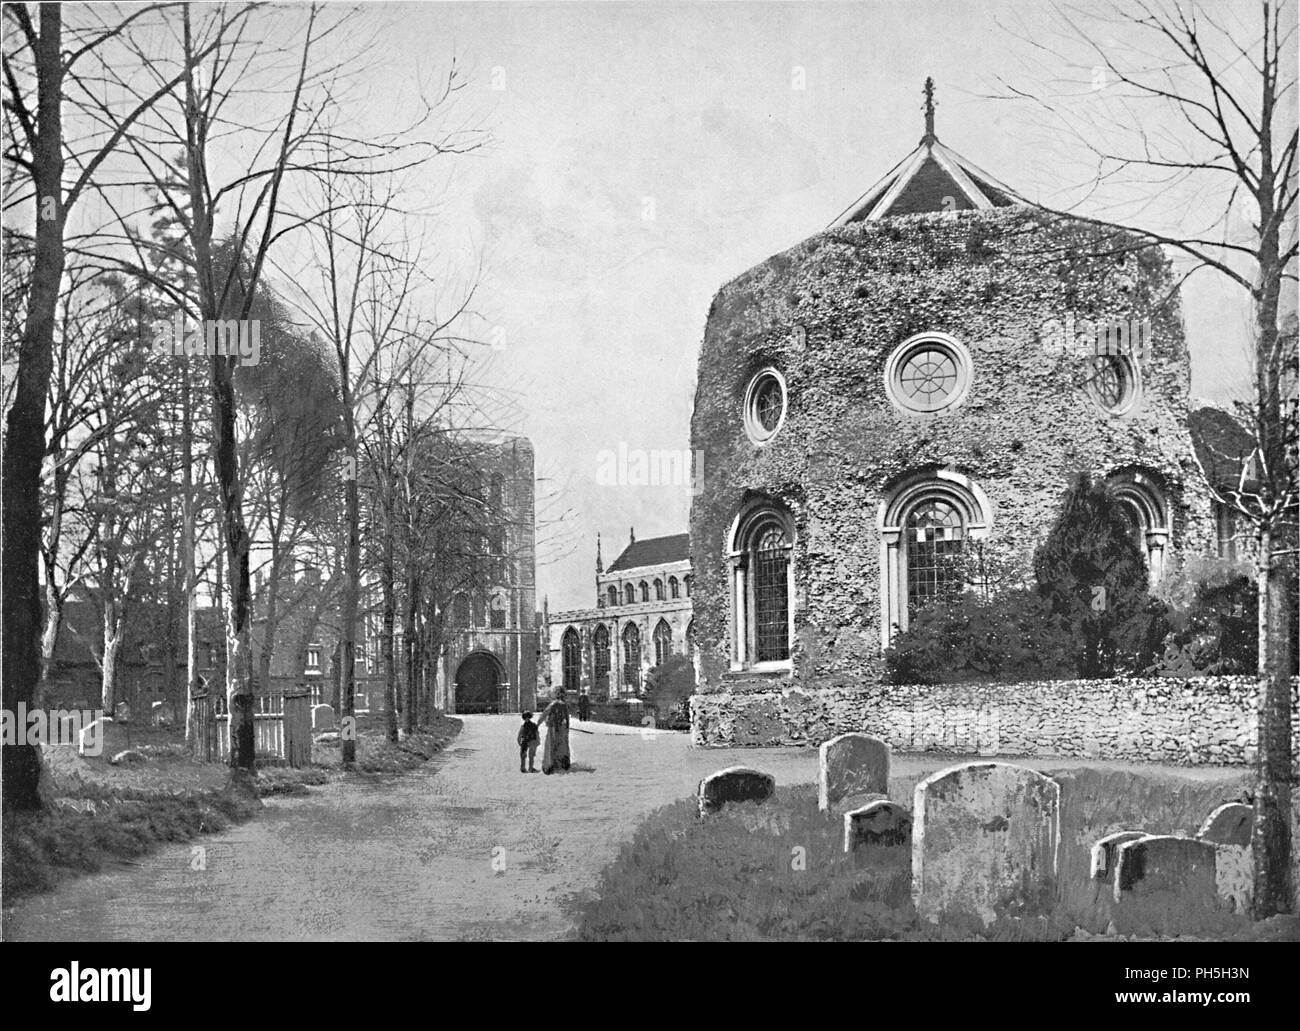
[{"left": 1033, "top": 472, "right": 1153, "bottom": 678}]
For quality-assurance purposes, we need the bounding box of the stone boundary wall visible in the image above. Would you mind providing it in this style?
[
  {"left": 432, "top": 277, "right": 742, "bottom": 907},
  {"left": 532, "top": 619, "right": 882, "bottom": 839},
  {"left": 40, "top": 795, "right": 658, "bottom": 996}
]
[{"left": 689, "top": 676, "right": 1300, "bottom": 766}]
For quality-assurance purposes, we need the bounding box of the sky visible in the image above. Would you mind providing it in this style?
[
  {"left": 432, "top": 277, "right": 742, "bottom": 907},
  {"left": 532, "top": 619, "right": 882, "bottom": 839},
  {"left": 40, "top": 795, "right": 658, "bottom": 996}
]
[
  {"left": 52, "top": 1, "right": 1280, "bottom": 612},
  {"left": 352, "top": 1, "right": 1269, "bottom": 611}
]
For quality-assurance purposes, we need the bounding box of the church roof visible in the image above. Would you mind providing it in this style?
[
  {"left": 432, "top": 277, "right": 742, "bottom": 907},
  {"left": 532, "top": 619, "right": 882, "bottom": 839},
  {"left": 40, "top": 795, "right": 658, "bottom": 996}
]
[
  {"left": 830, "top": 79, "right": 1028, "bottom": 226},
  {"left": 606, "top": 533, "right": 690, "bottom": 573}
]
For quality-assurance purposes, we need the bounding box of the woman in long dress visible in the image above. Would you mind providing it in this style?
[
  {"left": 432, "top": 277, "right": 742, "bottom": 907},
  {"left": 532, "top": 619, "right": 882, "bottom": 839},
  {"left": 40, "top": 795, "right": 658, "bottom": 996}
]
[{"left": 539, "top": 688, "right": 571, "bottom": 774}]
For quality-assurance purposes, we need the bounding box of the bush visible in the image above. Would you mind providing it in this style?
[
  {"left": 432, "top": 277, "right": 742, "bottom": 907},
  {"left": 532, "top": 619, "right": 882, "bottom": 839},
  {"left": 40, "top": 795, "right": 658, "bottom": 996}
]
[
  {"left": 644, "top": 654, "right": 696, "bottom": 725},
  {"left": 1154, "top": 557, "right": 1258, "bottom": 676},
  {"left": 885, "top": 589, "right": 1073, "bottom": 684},
  {"left": 1034, "top": 472, "right": 1160, "bottom": 677}
]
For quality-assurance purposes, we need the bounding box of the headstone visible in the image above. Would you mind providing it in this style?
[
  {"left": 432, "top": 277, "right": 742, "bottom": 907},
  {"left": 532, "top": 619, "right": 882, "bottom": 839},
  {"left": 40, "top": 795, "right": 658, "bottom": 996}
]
[
  {"left": 844, "top": 800, "right": 911, "bottom": 852},
  {"left": 114, "top": 701, "right": 131, "bottom": 723},
  {"left": 312, "top": 704, "right": 336, "bottom": 732},
  {"left": 110, "top": 749, "right": 146, "bottom": 766},
  {"left": 1113, "top": 835, "right": 1218, "bottom": 906},
  {"left": 697, "top": 766, "right": 775, "bottom": 817},
  {"left": 1090, "top": 830, "right": 1149, "bottom": 880},
  {"left": 818, "top": 732, "right": 889, "bottom": 810},
  {"left": 912, "top": 761, "right": 1060, "bottom": 926},
  {"left": 1197, "top": 802, "right": 1253, "bottom": 846}
]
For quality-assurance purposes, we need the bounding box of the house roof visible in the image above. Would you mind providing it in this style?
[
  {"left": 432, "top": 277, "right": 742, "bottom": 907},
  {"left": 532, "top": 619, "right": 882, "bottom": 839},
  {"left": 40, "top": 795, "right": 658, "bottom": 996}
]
[
  {"left": 829, "top": 79, "right": 1027, "bottom": 226},
  {"left": 606, "top": 533, "right": 690, "bottom": 573}
]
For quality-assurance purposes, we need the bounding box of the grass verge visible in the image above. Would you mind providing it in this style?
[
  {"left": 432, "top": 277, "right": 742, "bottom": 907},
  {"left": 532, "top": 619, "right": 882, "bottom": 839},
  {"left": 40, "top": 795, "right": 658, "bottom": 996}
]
[{"left": 566, "top": 767, "right": 1299, "bottom": 941}]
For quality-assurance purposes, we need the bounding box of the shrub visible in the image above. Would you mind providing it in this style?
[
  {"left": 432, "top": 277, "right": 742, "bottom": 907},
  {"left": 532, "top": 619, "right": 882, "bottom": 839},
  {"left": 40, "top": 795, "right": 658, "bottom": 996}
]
[
  {"left": 1033, "top": 472, "right": 1158, "bottom": 677},
  {"left": 884, "top": 589, "right": 1073, "bottom": 684},
  {"left": 644, "top": 654, "right": 696, "bottom": 725},
  {"left": 1154, "top": 556, "right": 1258, "bottom": 676}
]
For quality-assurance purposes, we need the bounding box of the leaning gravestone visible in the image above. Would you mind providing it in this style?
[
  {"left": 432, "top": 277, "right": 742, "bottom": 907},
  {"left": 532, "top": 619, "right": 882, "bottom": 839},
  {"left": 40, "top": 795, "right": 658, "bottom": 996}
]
[
  {"left": 818, "top": 732, "right": 889, "bottom": 811},
  {"left": 312, "top": 704, "right": 336, "bottom": 732},
  {"left": 1090, "top": 830, "right": 1149, "bottom": 881},
  {"left": 844, "top": 800, "right": 911, "bottom": 853},
  {"left": 1197, "top": 803, "right": 1254, "bottom": 913},
  {"left": 1113, "top": 835, "right": 1218, "bottom": 906},
  {"left": 697, "top": 767, "right": 775, "bottom": 817},
  {"left": 1197, "top": 802, "right": 1252, "bottom": 846},
  {"left": 912, "top": 762, "right": 1060, "bottom": 926}
]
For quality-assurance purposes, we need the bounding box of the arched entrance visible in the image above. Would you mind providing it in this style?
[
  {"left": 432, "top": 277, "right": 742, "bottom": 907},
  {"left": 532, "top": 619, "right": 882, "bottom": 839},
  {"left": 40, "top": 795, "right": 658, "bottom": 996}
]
[{"left": 455, "top": 651, "right": 504, "bottom": 714}]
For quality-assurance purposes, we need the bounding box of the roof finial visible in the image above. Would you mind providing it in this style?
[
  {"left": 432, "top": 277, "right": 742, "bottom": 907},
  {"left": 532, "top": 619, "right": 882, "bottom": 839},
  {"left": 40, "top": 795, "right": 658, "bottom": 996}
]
[
  {"left": 596, "top": 532, "right": 603, "bottom": 574},
  {"left": 629, "top": 526, "right": 635, "bottom": 545},
  {"left": 923, "top": 76, "right": 936, "bottom": 142}
]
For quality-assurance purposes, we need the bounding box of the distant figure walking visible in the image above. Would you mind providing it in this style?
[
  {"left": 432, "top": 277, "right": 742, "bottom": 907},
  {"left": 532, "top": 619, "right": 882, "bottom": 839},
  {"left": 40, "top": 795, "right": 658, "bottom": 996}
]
[
  {"left": 577, "top": 692, "right": 590, "bottom": 722},
  {"left": 539, "top": 689, "right": 571, "bottom": 774}
]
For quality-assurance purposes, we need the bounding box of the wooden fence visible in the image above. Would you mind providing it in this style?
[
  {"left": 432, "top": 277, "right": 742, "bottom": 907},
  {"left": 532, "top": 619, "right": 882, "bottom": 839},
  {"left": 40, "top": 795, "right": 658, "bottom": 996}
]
[{"left": 210, "top": 688, "right": 312, "bottom": 767}]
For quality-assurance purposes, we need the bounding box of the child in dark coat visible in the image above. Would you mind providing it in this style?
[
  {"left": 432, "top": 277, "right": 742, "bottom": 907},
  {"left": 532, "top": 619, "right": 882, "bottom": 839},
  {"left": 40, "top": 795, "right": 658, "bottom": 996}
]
[{"left": 517, "top": 712, "right": 539, "bottom": 773}]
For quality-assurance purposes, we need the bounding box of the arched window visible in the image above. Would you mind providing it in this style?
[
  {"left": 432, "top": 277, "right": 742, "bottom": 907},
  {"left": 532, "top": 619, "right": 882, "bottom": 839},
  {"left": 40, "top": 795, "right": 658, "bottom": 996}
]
[
  {"left": 668, "top": 576, "right": 680, "bottom": 599},
  {"left": 727, "top": 498, "right": 795, "bottom": 668},
  {"left": 621, "top": 622, "right": 642, "bottom": 692},
  {"left": 624, "top": 584, "right": 636, "bottom": 606},
  {"left": 561, "top": 627, "right": 581, "bottom": 694},
  {"left": 639, "top": 581, "right": 649, "bottom": 603},
  {"left": 653, "top": 619, "right": 673, "bottom": 666},
  {"left": 472, "top": 593, "right": 486, "bottom": 628},
  {"left": 453, "top": 593, "right": 471, "bottom": 625},
  {"left": 654, "top": 578, "right": 665, "bottom": 601},
  {"left": 593, "top": 623, "right": 611, "bottom": 698},
  {"left": 878, "top": 468, "right": 993, "bottom": 647},
  {"left": 905, "top": 498, "right": 966, "bottom": 613},
  {"left": 1105, "top": 469, "right": 1170, "bottom": 579},
  {"left": 607, "top": 585, "right": 619, "bottom": 608},
  {"left": 684, "top": 575, "right": 692, "bottom": 597},
  {"left": 686, "top": 618, "right": 695, "bottom": 653},
  {"left": 489, "top": 473, "right": 504, "bottom": 509}
]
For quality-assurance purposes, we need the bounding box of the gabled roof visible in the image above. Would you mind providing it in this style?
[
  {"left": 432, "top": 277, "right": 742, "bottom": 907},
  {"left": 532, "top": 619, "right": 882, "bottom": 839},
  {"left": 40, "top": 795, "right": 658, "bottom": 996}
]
[
  {"left": 606, "top": 533, "right": 690, "bottom": 573},
  {"left": 829, "top": 79, "right": 1028, "bottom": 226}
]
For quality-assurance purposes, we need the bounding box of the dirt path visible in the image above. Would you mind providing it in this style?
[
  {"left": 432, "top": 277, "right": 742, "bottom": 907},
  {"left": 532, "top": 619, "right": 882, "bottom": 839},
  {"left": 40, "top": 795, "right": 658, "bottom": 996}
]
[{"left": 2, "top": 716, "right": 1244, "bottom": 941}]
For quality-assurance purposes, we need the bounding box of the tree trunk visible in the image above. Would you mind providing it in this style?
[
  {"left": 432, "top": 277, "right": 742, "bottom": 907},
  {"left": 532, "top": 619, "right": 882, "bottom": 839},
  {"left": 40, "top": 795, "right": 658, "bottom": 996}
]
[
  {"left": 2, "top": 4, "right": 63, "bottom": 811},
  {"left": 101, "top": 627, "right": 123, "bottom": 715},
  {"left": 182, "top": 367, "right": 200, "bottom": 754},
  {"left": 341, "top": 455, "right": 359, "bottom": 765},
  {"left": 403, "top": 571, "right": 419, "bottom": 735},
  {"left": 382, "top": 517, "right": 398, "bottom": 742},
  {"left": 1253, "top": 520, "right": 1295, "bottom": 916}
]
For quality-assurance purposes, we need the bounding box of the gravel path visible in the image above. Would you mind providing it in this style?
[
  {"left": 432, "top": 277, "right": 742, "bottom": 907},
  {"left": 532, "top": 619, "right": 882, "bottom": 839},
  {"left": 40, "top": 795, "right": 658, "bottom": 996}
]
[{"left": 2, "top": 715, "right": 1244, "bottom": 941}]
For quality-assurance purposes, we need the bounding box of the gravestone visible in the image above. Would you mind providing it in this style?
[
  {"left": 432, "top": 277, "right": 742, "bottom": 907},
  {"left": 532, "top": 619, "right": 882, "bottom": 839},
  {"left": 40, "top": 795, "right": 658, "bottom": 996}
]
[
  {"left": 1197, "top": 802, "right": 1253, "bottom": 846},
  {"left": 312, "top": 704, "right": 335, "bottom": 732},
  {"left": 818, "top": 732, "right": 889, "bottom": 811},
  {"left": 1196, "top": 803, "right": 1254, "bottom": 913},
  {"left": 1090, "top": 830, "right": 1149, "bottom": 880},
  {"left": 843, "top": 800, "right": 911, "bottom": 853},
  {"left": 912, "top": 762, "right": 1060, "bottom": 926},
  {"left": 1113, "top": 835, "right": 1217, "bottom": 906},
  {"left": 697, "top": 766, "right": 775, "bottom": 816}
]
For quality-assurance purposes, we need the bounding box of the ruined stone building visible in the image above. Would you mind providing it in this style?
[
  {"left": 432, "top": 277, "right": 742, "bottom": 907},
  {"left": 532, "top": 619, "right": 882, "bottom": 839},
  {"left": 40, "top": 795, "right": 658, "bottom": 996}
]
[
  {"left": 545, "top": 529, "right": 693, "bottom": 699},
  {"left": 688, "top": 83, "right": 1225, "bottom": 741}
]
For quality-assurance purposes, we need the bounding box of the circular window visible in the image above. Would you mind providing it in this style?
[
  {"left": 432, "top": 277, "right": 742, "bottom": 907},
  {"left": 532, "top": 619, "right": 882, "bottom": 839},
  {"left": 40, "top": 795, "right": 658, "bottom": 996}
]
[
  {"left": 884, "top": 333, "right": 972, "bottom": 415},
  {"left": 1085, "top": 354, "right": 1140, "bottom": 416},
  {"left": 743, "top": 368, "right": 788, "bottom": 444}
]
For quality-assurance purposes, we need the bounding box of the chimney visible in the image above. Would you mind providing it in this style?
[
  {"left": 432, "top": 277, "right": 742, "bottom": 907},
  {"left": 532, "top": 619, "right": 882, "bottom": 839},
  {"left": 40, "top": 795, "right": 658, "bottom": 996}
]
[{"left": 629, "top": 526, "right": 635, "bottom": 545}]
